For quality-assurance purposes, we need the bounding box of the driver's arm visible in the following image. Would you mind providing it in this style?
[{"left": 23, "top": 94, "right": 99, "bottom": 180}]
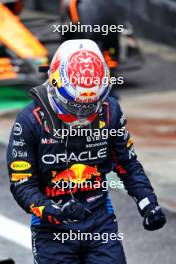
[
  {"left": 7, "top": 110, "right": 50, "bottom": 214},
  {"left": 110, "top": 100, "right": 158, "bottom": 215}
]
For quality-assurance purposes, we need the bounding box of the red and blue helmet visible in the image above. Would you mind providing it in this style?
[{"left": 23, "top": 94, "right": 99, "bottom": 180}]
[{"left": 48, "top": 39, "right": 111, "bottom": 126}]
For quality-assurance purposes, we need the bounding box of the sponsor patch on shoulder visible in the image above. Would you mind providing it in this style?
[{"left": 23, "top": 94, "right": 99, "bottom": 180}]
[{"left": 13, "top": 122, "right": 22, "bottom": 136}]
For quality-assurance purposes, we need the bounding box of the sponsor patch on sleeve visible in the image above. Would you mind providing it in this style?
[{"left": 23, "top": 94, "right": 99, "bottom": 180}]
[
  {"left": 138, "top": 197, "right": 150, "bottom": 210},
  {"left": 11, "top": 173, "right": 32, "bottom": 181},
  {"left": 10, "top": 161, "right": 31, "bottom": 171}
]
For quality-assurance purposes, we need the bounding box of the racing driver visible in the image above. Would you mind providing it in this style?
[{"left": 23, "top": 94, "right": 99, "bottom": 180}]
[{"left": 7, "top": 39, "right": 166, "bottom": 264}]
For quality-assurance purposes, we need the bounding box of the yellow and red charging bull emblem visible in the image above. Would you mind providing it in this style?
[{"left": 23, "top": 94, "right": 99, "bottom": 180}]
[
  {"left": 52, "top": 164, "right": 100, "bottom": 184},
  {"left": 46, "top": 164, "right": 101, "bottom": 197}
]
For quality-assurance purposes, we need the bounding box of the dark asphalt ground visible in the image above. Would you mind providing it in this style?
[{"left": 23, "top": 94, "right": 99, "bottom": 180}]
[{"left": 0, "top": 141, "right": 176, "bottom": 264}]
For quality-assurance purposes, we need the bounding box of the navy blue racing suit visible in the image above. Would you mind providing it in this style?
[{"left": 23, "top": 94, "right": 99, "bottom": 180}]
[{"left": 7, "top": 95, "right": 157, "bottom": 264}]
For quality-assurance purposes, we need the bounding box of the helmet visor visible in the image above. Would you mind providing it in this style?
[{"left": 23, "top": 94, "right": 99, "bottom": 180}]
[{"left": 56, "top": 97, "right": 101, "bottom": 118}]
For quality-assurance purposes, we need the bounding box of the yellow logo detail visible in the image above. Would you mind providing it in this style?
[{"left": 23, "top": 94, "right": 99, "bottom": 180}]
[
  {"left": 99, "top": 121, "right": 106, "bottom": 128},
  {"left": 127, "top": 138, "right": 133, "bottom": 148},
  {"left": 50, "top": 70, "right": 62, "bottom": 88},
  {"left": 10, "top": 161, "right": 31, "bottom": 171},
  {"left": 11, "top": 173, "right": 32, "bottom": 181}
]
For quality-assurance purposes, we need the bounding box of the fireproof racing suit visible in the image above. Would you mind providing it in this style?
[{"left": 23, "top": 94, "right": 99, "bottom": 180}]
[{"left": 7, "top": 93, "right": 158, "bottom": 264}]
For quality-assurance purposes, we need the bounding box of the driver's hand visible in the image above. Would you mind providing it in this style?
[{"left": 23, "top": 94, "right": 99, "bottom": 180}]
[
  {"left": 143, "top": 204, "right": 166, "bottom": 231},
  {"left": 31, "top": 200, "right": 91, "bottom": 225}
]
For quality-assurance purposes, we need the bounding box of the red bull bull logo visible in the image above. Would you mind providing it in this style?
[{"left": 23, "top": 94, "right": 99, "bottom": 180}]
[
  {"left": 51, "top": 164, "right": 100, "bottom": 185},
  {"left": 77, "top": 90, "right": 98, "bottom": 103},
  {"left": 80, "top": 91, "right": 97, "bottom": 97}
]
